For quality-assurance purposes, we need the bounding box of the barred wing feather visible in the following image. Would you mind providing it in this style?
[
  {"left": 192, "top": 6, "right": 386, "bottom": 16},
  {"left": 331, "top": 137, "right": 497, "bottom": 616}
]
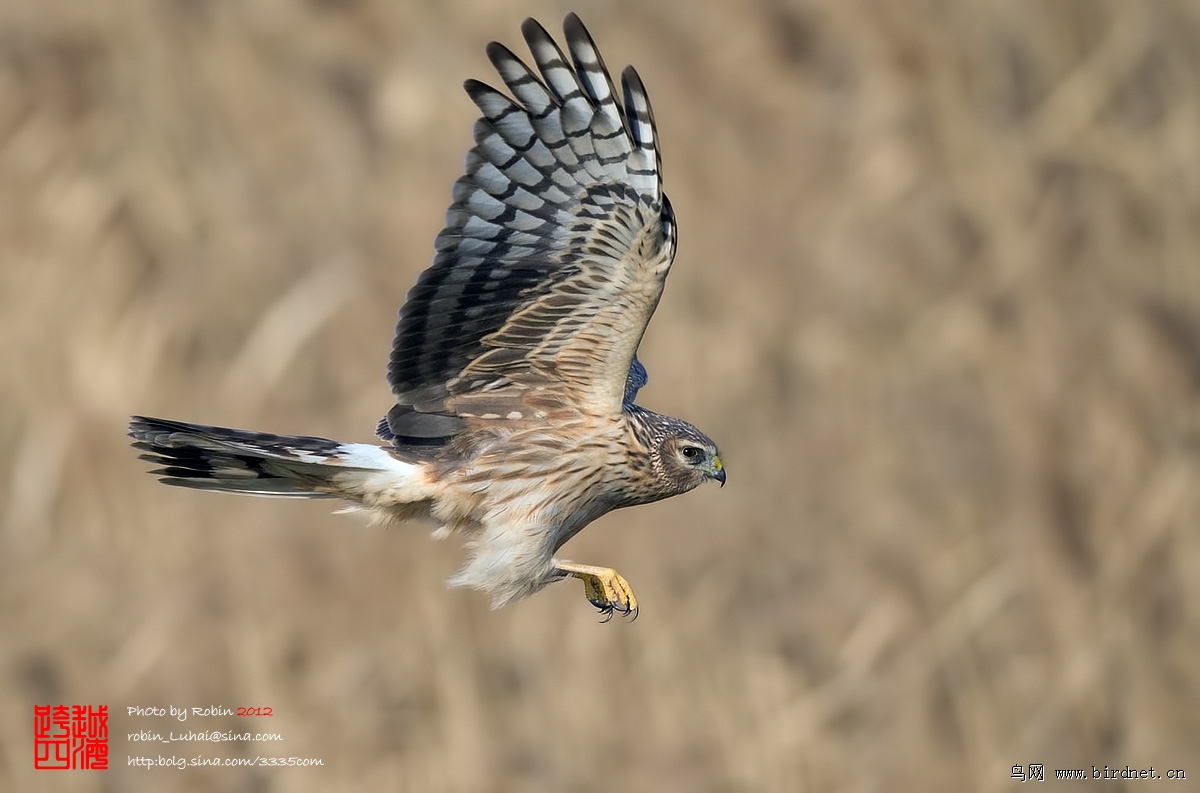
[{"left": 383, "top": 14, "right": 676, "bottom": 444}]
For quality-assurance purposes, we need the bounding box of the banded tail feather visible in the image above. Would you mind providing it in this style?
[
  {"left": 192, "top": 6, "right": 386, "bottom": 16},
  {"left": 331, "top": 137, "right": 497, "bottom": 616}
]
[{"left": 129, "top": 416, "right": 417, "bottom": 500}]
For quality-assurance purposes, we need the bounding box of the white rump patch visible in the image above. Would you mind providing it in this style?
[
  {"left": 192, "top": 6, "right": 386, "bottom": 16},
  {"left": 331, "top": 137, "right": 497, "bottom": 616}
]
[{"left": 330, "top": 443, "right": 433, "bottom": 507}]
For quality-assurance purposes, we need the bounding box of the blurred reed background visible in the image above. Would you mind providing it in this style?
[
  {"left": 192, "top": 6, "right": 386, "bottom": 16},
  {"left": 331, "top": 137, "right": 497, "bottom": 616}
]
[{"left": 2, "top": 0, "right": 1199, "bottom": 791}]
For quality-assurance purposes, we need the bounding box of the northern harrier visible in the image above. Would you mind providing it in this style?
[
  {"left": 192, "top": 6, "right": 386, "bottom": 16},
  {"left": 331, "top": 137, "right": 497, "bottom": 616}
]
[{"left": 130, "top": 14, "right": 724, "bottom": 618}]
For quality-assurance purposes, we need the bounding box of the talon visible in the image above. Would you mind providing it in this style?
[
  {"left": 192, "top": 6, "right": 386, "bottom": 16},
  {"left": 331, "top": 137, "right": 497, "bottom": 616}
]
[{"left": 556, "top": 562, "right": 639, "bottom": 623}]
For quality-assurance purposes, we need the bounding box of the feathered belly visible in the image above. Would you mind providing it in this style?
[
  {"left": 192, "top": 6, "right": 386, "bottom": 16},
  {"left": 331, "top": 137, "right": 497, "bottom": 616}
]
[{"left": 433, "top": 447, "right": 618, "bottom": 607}]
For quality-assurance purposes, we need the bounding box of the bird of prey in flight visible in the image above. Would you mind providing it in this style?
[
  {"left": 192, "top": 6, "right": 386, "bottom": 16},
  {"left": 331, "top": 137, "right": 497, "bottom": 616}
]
[{"left": 130, "top": 13, "right": 724, "bottom": 619}]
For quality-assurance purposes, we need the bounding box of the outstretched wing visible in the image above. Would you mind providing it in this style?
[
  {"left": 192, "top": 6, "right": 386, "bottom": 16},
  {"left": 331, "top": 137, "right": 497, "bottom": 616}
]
[{"left": 382, "top": 14, "right": 676, "bottom": 445}]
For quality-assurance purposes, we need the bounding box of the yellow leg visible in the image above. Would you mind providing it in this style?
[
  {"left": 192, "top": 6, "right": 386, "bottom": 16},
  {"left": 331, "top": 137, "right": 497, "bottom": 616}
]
[{"left": 554, "top": 561, "right": 639, "bottom": 621}]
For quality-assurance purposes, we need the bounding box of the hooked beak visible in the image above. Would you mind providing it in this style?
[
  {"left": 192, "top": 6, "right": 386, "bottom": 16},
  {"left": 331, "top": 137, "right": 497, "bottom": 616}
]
[{"left": 710, "top": 455, "right": 726, "bottom": 487}]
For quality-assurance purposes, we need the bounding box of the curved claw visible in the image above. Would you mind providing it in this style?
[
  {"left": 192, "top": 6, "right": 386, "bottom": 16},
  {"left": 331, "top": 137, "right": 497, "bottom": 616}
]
[
  {"left": 589, "top": 597, "right": 615, "bottom": 623},
  {"left": 602, "top": 595, "right": 638, "bottom": 622}
]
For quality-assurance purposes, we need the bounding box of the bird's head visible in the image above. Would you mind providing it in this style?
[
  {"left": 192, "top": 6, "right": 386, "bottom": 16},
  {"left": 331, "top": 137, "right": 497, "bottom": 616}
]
[{"left": 641, "top": 413, "right": 725, "bottom": 494}]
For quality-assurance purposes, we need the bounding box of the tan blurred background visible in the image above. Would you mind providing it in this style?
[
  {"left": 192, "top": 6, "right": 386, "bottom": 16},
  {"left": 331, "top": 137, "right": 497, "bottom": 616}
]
[{"left": 3, "top": 0, "right": 1199, "bottom": 790}]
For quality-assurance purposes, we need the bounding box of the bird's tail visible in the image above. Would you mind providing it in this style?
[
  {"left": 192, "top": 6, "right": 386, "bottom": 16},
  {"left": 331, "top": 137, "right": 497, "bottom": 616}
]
[{"left": 129, "top": 416, "right": 420, "bottom": 500}]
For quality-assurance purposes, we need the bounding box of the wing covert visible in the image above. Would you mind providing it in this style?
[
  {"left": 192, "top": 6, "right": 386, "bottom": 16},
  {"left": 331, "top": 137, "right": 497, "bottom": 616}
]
[{"left": 383, "top": 14, "right": 676, "bottom": 444}]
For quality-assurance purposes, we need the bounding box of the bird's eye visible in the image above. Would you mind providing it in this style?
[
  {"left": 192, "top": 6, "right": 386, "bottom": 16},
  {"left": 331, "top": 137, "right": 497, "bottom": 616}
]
[{"left": 681, "top": 446, "right": 701, "bottom": 460}]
